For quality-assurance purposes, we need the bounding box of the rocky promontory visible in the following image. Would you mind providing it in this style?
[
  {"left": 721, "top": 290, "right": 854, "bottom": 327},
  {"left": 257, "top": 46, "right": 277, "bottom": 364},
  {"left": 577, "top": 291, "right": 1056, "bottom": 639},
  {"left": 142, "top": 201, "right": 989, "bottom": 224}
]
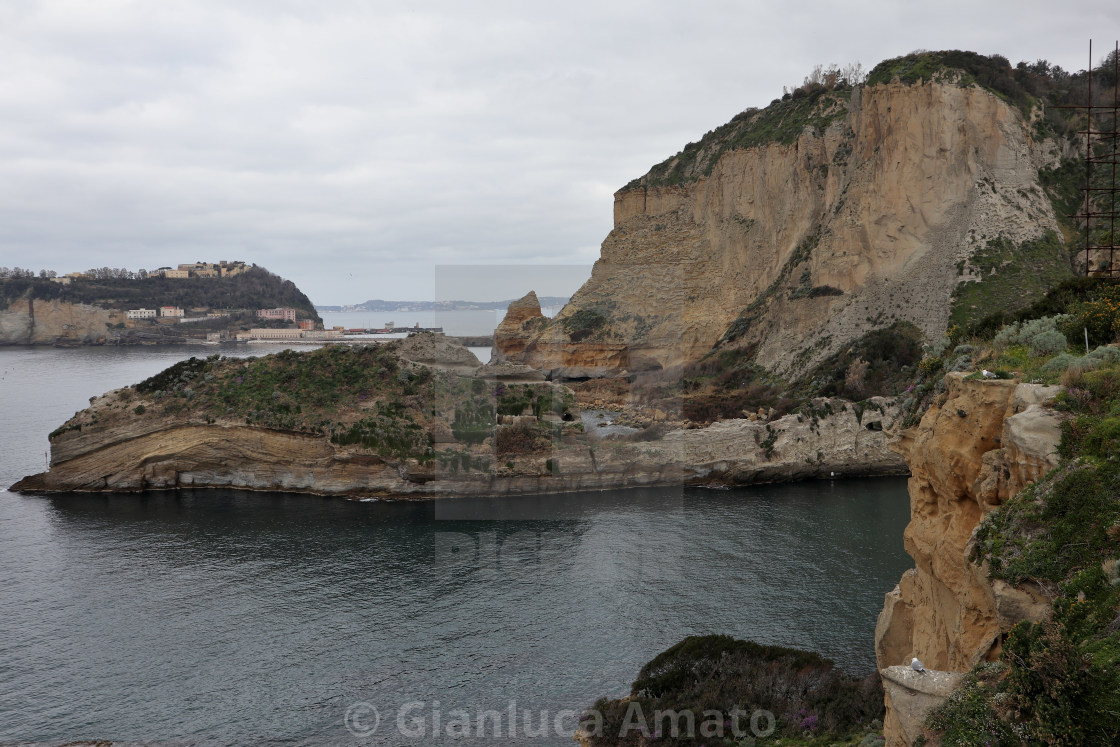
[{"left": 11, "top": 336, "right": 906, "bottom": 498}]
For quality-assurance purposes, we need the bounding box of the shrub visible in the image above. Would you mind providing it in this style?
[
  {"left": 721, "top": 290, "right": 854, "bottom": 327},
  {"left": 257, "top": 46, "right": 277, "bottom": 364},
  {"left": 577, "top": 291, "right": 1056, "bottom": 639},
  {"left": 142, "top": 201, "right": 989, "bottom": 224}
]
[
  {"left": 993, "top": 314, "right": 1072, "bottom": 356},
  {"left": 930, "top": 335, "right": 953, "bottom": 357},
  {"left": 925, "top": 663, "right": 1015, "bottom": 746},
  {"left": 585, "top": 635, "right": 884, "bottom": 746},
  {"left": 992, "top": 322, "right": 1021, "bottom": 350},
  {"left": 1086, "top": 345, "right": 1120, "bottom": 365},
  {"left": 1027, "top": 328, "right": 1068, "bottom": 356},
  {"left": 1040, "top": 352, "right": 1083, "bottom": 377},
  {"left": 1063, "top": 293, "right": 1120, "bottom": 347},
  {"left": 133, "top": 404, "right": 146, "bottom": 415}
]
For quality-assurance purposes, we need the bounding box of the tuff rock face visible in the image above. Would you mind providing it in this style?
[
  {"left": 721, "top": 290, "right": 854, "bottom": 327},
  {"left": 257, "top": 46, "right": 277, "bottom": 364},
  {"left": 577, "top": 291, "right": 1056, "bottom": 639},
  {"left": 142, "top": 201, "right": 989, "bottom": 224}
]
[
  {"left": 500, "top": 80, "right": 1064, "bottom": 376},
  {"left": 875, "top": 374, "right": 1064, "bottom": 746},
  {"left": 492, "top": 291, "right": 545, "bottom": 363},
  {"left": 11, "top": 335, "right": 907, "bottom": 498},
  {"left": 0, "top": 298, "right": 129, "bottom": 345}
]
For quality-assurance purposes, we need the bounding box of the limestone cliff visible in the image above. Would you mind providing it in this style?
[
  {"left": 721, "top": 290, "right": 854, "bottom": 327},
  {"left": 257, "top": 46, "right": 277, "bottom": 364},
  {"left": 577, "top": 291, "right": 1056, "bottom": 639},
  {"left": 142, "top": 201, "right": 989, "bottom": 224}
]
[
  {"left": 501, "top": 76, "right": 1067, "bottom": 378},
  {"left": 874, "top": 374, "right": 1064, "bottom": 745}
]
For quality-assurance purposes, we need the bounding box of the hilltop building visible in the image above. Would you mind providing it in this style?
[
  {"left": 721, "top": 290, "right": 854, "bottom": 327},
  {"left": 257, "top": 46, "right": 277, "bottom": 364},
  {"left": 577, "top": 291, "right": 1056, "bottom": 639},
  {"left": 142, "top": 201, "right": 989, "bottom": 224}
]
[
  {"left": 126, "top": 309, "right": 157, "bottom": 319},
  {"left": 160, "top": 307, "right": 184, "bottom": 318},
  {"left": 155, "top": 260, "right": 249, "bottom": 279}
]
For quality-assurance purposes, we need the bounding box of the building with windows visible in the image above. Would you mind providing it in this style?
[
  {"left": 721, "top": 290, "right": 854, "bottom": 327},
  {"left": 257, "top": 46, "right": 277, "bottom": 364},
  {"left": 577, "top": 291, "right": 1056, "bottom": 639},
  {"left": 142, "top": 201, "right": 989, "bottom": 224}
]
[
  {"left": 160, "top": 307, "right": 184, "bottom": 318},
  {"left": 257, "top": 307, "right": 298, "bottom": 322},
  {"left": 126, "top": 309, "right": 157, "bottom": 319}
]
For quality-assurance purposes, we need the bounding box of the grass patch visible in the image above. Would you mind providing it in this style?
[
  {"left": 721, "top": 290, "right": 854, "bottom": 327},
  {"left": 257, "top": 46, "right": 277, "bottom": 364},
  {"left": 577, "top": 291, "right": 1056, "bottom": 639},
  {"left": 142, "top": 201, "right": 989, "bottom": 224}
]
[{"left": 949, "top": 231, "right": 1074, "bottom": 330}]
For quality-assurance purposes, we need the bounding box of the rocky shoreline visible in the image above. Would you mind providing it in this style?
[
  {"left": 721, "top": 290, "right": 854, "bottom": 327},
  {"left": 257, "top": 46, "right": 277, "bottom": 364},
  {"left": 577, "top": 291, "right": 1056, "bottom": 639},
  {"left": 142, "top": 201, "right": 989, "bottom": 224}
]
[{"left": 10, "top": 336, "right": 907, "bottom": 499}]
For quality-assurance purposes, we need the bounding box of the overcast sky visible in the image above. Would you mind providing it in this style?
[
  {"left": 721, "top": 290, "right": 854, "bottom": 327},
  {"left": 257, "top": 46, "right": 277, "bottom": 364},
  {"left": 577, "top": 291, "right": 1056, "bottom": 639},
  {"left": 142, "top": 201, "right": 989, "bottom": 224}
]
[{"left": 0, "top": 1, "right": 1116, "bottom": 304}]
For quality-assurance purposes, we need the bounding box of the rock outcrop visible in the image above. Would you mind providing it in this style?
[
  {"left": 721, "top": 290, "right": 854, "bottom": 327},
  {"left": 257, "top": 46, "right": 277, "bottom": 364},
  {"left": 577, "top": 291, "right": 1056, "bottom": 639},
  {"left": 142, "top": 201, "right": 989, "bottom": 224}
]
[
  {"left": 492, "top": 291, "right": 545, "bottom": 362},
  {"left": 880, "top": 666, "right": 965, "bottom": 747},
  {"left": 875, "top": 374, "right": 1064, "bottom": 746},
  {"left": 396, "top": 332, "right": 482, "bottom": 373},
  {"left": 0, "top": 298, "right": 130, "bottom": 345},
  {"left": 11, "top": 345, "right": 907, "bottom": 498},
  {"left": 499, "top": 80, "right": 1064, "bottom": 377}
]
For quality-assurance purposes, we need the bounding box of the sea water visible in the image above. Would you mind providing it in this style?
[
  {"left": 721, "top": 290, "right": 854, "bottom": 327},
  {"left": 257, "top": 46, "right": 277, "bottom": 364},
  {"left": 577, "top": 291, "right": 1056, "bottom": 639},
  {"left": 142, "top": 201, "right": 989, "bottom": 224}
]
[{"left": 0, "top": 345, "right": 912, "bottom": 745}]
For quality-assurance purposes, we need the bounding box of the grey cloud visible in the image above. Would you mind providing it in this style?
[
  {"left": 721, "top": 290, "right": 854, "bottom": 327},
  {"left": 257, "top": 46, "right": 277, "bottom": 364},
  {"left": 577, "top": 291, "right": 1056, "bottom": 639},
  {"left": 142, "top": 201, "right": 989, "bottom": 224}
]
[{"left": 0, "top": 0, "right": 1115, "bottom": 301}]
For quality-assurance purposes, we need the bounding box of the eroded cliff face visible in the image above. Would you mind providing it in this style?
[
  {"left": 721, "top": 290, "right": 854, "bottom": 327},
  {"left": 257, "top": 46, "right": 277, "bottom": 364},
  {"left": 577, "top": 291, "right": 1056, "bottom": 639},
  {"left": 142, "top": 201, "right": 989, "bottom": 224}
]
[
  {"left": 501, "top": 81, "right": 1061, "bottom": 376},
  {"left": 0, "top": 299, "right": 129, "bottom": 345},
  {"left": 874, "top": 374, "right": 1064, "bottom": 746}
]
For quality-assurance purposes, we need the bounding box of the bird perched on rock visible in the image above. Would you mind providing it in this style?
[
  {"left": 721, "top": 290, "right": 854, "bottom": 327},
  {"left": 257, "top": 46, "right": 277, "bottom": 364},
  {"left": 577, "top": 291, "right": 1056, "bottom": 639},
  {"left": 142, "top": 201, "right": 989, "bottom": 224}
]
[
  {"left": 911, "top": 657, "right": 926, "bottom": 673},
  {"left": 982, "top": 369, "right": 997, "bottom": 379}
]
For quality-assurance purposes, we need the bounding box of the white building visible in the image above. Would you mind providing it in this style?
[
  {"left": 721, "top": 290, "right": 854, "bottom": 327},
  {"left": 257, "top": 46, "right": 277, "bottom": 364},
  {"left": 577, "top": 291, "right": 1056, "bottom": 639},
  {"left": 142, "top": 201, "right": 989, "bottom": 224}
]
[
  {"left": 160, "top": 306, "right": 185, "bottom": 318},
  {"left": 126, "top": 309, "right": 157, "bottom": 319}
]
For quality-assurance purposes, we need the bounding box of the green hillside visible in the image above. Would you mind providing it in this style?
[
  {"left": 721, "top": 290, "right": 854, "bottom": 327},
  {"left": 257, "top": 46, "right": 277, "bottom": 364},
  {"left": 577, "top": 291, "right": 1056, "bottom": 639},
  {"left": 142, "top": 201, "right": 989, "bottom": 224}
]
[{"left": 0, "top": 265, "right": 319, "bottom": 320}]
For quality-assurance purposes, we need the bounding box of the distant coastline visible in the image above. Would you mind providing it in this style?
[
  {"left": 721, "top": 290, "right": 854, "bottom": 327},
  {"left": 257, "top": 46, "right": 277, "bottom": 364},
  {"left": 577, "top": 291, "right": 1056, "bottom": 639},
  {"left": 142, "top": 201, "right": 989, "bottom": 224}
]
[{"left": 315, "top": 296, "right": 570, "bottom": 313}]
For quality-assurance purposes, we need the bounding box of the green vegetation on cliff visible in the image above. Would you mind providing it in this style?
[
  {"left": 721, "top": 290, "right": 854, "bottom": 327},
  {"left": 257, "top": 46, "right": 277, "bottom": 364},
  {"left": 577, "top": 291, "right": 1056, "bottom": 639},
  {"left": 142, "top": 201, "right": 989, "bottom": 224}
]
[
  {"left": 0, "top": 265, "right": 319, "bottom": 320},
  {"left": 584, "top": 635, "right": 884, "bottom": 746},
  {"left": 79, "top": 341, "right": 581, "bottom": 468},
  {"left": 912, "top": 283, "right": 1120, "bottom": 745},
  {"left": 926, "top": 364, "right": 1120, "bottom": 745},
  {"left": 949, "top": 231, "right": 1074, "bottom": 330},
  {"left": 624, "top": 87, "right": 852, "bottom": 189},
  {"left": 131, "top": 346, "right": 433, "bottom": 459}
]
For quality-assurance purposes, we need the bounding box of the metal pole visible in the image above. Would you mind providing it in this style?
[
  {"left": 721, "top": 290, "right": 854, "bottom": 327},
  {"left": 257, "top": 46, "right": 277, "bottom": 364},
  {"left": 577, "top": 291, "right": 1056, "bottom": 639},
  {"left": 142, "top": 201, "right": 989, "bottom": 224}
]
[
  {"left": 1088, "top": 39, "right": 1093, "bottom": 275},
  {"left": 1112, "top": 41, "right": 1118, "bottom": 277}
]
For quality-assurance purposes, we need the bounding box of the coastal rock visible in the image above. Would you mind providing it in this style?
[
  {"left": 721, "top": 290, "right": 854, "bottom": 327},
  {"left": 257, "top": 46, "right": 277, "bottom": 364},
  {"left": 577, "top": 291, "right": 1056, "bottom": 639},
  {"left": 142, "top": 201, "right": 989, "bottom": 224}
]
[
  {"left": 880, "top": 665, "right": 965, "bottom": 747},
  {"left": 396, "top": 332, "right": 481, "bottom": 373},
  {"left": 11, "top": 346, "right": 907, "bottom": 498},
  {"left": 875, "top": 374, "right": 1064, "bottom": 746},
  {"left": 0, "top": 298, "right": 128, "bottom": 345},
  {"left": 513, "top": 81, "right": 1061, "bottom": 376},
  {"left": 654, "top": 396, "right": 906, "bottom": 483},
  {"left": 492, "top": 291, "right": 545, "bottom": 363}
]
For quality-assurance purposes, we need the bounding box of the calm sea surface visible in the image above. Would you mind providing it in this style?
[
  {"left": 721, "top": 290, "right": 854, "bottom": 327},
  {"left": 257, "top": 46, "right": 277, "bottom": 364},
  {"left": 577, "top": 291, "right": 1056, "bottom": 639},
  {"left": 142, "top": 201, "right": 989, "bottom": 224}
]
[{"left": 0, "top": 345, "right": 912, "bottom": 745}]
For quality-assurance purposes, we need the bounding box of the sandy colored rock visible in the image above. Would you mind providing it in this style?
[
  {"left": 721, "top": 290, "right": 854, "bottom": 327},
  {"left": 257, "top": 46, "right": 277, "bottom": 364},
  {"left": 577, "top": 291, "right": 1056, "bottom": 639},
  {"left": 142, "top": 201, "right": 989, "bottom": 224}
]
[
  {"left": 880, "top": 665, "right": 965, "bottom": 747},
  {"left": 13, "top": 360, "right": 907, "bottom": 499},
  {"left": 0, "top": 298, "right": 130, "bottom": 345},
  {"left": 492, "top": 291, "right": 545, "bottom": 363},
  {"left": 876, "top": 374, "right": 1064, "bottom": 746},
  {"left": 514, "top": 81, "right": 1061, "bottom": 377},
  {"left": 475, "top": 361, "right": 546, "bottom": 382}
]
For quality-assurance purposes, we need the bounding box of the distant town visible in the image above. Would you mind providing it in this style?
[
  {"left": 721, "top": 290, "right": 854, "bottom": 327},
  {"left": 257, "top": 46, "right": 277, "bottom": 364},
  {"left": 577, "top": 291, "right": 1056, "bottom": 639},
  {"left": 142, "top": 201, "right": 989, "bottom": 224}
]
[{"left": 44, "top": 260, "right": 252, "bottom": 285}]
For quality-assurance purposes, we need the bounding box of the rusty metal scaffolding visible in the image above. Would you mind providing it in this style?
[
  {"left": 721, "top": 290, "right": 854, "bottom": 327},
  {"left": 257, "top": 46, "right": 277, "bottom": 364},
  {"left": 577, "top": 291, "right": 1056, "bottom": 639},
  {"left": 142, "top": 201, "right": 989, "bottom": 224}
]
[{"left": 1073, "top": 40, "right": 1120, "bottom": 277}]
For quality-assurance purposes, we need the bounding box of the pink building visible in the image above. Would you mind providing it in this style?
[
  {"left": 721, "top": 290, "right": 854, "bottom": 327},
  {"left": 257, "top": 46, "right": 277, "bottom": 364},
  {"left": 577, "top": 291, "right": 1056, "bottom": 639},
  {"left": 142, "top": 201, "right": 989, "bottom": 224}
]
[{"left": 257, "top": 307, "right": 298, "bottom": 322}]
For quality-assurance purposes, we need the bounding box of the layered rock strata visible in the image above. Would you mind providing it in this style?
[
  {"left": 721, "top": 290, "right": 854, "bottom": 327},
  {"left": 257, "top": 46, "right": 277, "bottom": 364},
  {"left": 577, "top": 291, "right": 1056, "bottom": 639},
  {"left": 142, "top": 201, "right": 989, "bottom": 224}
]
[
  {"left": 13, "top": 366, "right": 906, "bottom": 498},
  {"left": 499, "top": 81, "right": 1064, "bottom": 376},
  {"left": 0, "top": 299, "right": 130, "bottom": 345},
  {"left": 875, "top": 374, "right": 1064, "bottom": 746}
]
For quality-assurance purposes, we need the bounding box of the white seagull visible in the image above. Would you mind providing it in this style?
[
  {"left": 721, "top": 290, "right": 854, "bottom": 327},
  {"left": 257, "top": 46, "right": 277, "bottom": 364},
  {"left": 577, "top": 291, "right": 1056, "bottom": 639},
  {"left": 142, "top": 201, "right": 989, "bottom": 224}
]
[{"left": 911, "top": 657, "right": 926, "bottom": 673}]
